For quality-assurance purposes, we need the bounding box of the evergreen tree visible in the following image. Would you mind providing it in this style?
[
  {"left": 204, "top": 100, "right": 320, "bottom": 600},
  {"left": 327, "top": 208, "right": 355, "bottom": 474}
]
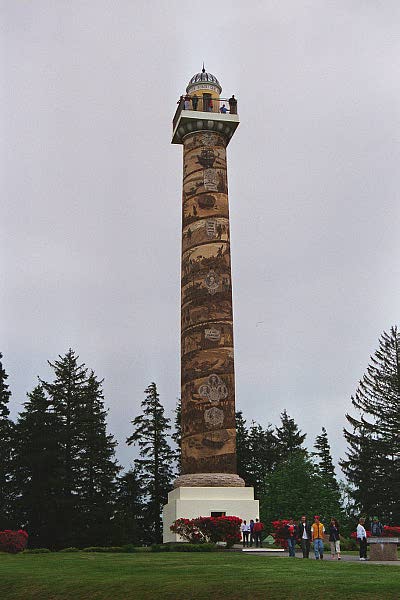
[
  {"left": 275, "top": 409, "right": 307, "bottom": 462},
  {"left": 127, "top": 382, "right": 175, "bottom": 543},
  {"left": 13, "top": 386, "right": 63, "bottom": 547},
  {"left": 246, "top": 421, "right": 279, "bottom": 497},
  {"left": 340, "top": 425, "right": 380, "bottom": 521},
  {"left": 235, "top": 411, "right": 251, "bottom": 484},
  {"left": 0, "top": 353, "right": 14, "bottom": 530},
  {"left": 236, "top": 412, "right": 280, "bottom": 497},
  {"left": 171, "top": 398, "right": 182, "bottom": 474},
  {"left": 39, "top": 349, "right": 89, "bottom": 546},
  {"left": 260, "top": 452, "right": 342, "bottom": 531},
  {"left": 73, "top": 372, "right": 120, "bottom": 547},
  {"left": 38, "top": 349, "right": 119, "bottom": 547},
  {"left": 340, "top": 327, "right": 400, "bottom": 523},
  {"left": 313, "top": 427, "right": 339, "bottom": 492},
  {"left": 112, "top": 467, "right": 146, "bottom": 546}
]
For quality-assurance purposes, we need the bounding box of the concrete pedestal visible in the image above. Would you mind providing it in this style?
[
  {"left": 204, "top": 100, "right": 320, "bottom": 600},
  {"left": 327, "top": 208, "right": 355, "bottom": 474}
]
[
  {"left": 369, "top": 537, "right": 399, "bottom": 561},
  {"left": 162, "top": 486, "right": 259, "bottom": 543}
]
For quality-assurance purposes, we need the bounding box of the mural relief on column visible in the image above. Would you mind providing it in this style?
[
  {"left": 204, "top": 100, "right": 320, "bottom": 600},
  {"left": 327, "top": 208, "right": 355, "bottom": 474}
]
[{"left": 181, "top": 131, "right": 237, "bottom": 475}]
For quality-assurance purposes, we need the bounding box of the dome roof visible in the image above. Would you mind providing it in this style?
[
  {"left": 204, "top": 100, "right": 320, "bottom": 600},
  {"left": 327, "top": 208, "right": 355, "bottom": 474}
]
[{"left": 186, "top": 67, "right": 222, "bottom": 93}]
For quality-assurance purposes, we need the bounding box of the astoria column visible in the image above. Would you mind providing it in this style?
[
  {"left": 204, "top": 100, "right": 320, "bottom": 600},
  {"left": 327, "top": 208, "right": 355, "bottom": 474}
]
[{"left": 163, "top": 68, "right": 258, "bottom": 541}]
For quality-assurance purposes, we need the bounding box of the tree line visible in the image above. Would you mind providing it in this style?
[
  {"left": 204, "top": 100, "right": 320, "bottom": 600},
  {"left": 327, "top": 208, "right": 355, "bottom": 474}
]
[{"left": 0, "top": 326, "right": 398, "bottom": 547}]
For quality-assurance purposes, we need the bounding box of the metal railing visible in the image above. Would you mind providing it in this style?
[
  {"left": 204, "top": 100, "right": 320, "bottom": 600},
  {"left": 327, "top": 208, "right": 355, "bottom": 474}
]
[{"left": 173, "top": 96, "right": 238, "bottom": 130}]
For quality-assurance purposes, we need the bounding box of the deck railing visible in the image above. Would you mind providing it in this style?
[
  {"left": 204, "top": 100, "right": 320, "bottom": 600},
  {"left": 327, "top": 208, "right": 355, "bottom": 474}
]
[{"left": 173, "top": 96, "right": 238, "bottom": 130}]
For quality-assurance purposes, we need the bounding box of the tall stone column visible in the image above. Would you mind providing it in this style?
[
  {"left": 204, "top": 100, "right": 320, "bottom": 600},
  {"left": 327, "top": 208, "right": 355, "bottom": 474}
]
[{"left": 178, "top": 130, "right": 241, "bottom": 485}]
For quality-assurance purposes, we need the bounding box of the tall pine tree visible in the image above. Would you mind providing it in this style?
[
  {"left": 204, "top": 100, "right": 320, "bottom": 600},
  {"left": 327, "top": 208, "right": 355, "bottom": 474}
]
[
  {"left": 235, "top": 411, "right": 251, "bottom": 485},
  {"left": 341, "top": 326, "right": 400, "bottom": 523},
  {"left": 39, "top": 349, "right": 119, "bottom": 547},
  {"left": 13, "top": 385, "right": 63, "bottom": 547},
  {"left": 112, "top": 467, "right": 146, "bottom": 546},
  {"left": 276, "top": 409, "right": 307, "bottom": 462},
  {"left": 127, "top": 382, "right": 174, "bottom": 543},
  {"left": 0, "top": 353, "right": 14, "bottom": 529},
  {"left": 246, "top": 421, "right": 279, "bottom": 497},
  {"left": 73, "top": 371, "right": 120, "bottom": 547},
  {"left": 171, "top": 398, "right": 182, "bottom": 474},
  {"left": 313, "top": 427, "right": 339, "bottom": 492}
]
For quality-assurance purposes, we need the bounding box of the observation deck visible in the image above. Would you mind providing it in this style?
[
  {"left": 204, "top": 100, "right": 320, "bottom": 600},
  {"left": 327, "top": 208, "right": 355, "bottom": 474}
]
[{"left": 172, "top": 96, "right": 239, "bottom": 145}]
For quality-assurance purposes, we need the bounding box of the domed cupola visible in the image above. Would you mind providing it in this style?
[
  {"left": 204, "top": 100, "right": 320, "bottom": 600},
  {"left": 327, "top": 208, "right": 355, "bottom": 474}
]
[{"left": 186, "top": 66, "right": 222, "bottom": 94}]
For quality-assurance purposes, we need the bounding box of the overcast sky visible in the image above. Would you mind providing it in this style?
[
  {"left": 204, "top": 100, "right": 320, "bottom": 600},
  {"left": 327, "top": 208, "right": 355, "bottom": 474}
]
[{"left": 1, "top": 1, "right": 399, "bottom": 476}]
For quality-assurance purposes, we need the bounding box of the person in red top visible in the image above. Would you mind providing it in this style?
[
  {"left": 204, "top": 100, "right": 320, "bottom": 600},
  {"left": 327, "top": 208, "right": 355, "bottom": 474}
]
[{"left": 253, "top": 518, "right": 264, "bottom": 548}]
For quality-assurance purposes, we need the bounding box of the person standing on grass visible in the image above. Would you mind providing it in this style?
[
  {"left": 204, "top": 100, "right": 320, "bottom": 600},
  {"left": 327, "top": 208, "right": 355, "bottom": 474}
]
[
  {"left": 311, "top": 515, "right": 325, "bottom": 560},
  {"left": 253, "top": 518, "right": 264, "bottom": 548},
  {"left": 329, "top": 518, "right": 341, "bottom": 560},
  {"left": 357, "top": 517, "right": 368, "bottom": 561},
  {"left": 241, "top": 520, "right": 250, "bottom": 548},
  {"left": 285, "top": 518, "right": 298, "bottom": 557},
  {"left": 297, "top": 515, "right": 312, "bottom": 558}
]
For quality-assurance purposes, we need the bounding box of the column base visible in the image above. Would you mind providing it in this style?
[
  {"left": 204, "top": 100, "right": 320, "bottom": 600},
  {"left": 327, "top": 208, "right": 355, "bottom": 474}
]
[
  {"left": 162, "top": 485, "right": 259, "bottom": 543},
  {"left": 173, "top": 472, "right": 245, "bottom": 488}
]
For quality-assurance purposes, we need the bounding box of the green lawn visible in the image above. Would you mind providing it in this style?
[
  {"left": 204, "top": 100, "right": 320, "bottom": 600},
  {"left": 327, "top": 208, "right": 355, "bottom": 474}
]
[{"left": 0, "top": 552, "right": 399, "bottom": 600}]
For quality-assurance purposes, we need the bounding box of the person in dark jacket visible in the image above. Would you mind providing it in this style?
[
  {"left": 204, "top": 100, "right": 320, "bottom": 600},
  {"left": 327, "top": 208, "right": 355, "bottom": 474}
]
[
  {"left": 228, "top": 95, "right": 237, "bottom": 114},
  {"left": 249, "top": 519, "right": 255, "bottom": 547},
  {"left": 370, "top": 517, "right": 383, "bottom": 537},
  {"left": 285, "top": 518, "right": 298, "bottom": 557},
  {"left": 329, "top": 518, "right": 341, "bottom": 560},
  {"left": 297, "top": 515, "right": 312, "bottom": 558}
]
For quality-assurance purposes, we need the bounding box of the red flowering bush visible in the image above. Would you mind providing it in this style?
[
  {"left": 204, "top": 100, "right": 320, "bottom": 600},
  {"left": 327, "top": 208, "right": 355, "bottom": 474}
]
[
  {"left": 0, "top": 530, "right": 29, "bottom": 554},
  {"left": 382, "top": 526, "right": 400, "bottom": 537},
  {"left": 271, "top": 520, "right": 290, "bottom": 549},
  {"left": 171, "top": 516, "right": 242, "bottom": 548}
]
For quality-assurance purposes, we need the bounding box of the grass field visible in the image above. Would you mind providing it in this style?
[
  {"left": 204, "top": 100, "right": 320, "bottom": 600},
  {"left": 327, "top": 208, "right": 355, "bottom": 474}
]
[{"left": 0, "top": 552, "right": 399, "bottom": 600}]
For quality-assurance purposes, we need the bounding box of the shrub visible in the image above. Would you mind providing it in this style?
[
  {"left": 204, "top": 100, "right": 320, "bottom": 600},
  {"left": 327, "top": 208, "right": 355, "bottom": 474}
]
[
  {"left": 339, "top": 537, "right": 358, "bottom": 551},
  {"left": 24, "top": 548, "right": 51, "bottom": 554},
  {"left": 271, "top": 520, "right": 290, "bottom": 549},
  {"left": 171, "top": 543, "right": 217, "bottom": 552},
  {"left": 82, "top": 546, "right": 123, "bottom": 553},
  {"left": 349, "top": 526, "right": 400, "bottom": 540},
  {"left": 383, "top": 526, "right": 400, "bottom": 537},
  {"left": 59, "top": 547, "right": 80, "bottom": 552},
  {"left": 0, "top": 530, "right": 29, "bottom": 554},
  {"left": 151, "top": 544, "right": 170, "bottom": 552},
  {"left": 151, "top": 543, "right": 218, "bottom": 552},
  {"left": 170, "top": 516, "right": 242, "bottom": 548},
  {"left": 121, "top": 544, "right": 137, "bottom": 553}
]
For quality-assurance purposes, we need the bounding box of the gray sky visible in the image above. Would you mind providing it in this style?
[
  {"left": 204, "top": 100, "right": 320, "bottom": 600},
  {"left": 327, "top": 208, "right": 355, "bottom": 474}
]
[{"left": 2, "top": 1, "right": 400, "bottom": 475}]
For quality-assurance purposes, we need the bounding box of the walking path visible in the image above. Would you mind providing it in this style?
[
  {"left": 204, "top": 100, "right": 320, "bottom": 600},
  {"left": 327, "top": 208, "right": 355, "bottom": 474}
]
[{"left": 240, "top": 549, "right": 400, "bottom": 565}]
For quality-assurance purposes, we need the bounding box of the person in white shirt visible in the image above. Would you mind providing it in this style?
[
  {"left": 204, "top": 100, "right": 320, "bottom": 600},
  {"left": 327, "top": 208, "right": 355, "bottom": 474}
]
[
  {"left": 241, "top": 520, "right": 250, "bottom": 548},
  {"left": 356, "top": 517, "right": 368, "bottom": 560}
]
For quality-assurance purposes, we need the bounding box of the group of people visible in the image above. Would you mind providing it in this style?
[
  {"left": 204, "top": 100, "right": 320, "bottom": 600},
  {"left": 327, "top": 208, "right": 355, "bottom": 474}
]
[
  {"left": 241, "top": 515, "right": 382, "bottom": 561},
  {"left": 283, "top": 515, "right": 341, "bottom": 560},
  {"left": 240, "top": 519, "right": 264, "bottom": 548},
  {"left": 179, "top": 94, "right": 237, "bottom": 114}
]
